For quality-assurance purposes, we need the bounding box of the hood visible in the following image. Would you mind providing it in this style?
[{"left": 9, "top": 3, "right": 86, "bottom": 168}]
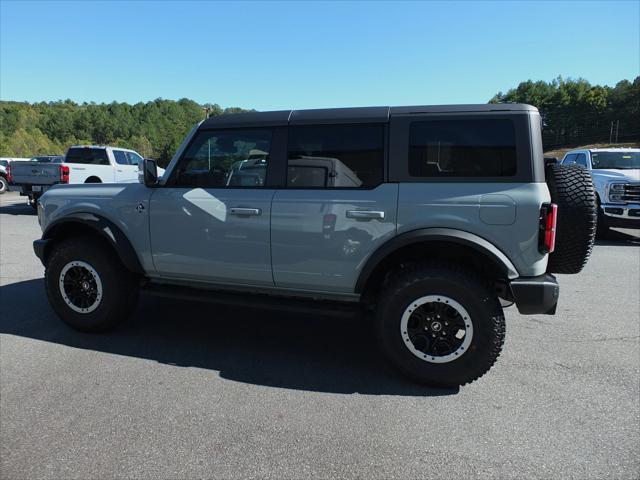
[{"left": 591, "top": 169, "right": 640, "bottom": 183}]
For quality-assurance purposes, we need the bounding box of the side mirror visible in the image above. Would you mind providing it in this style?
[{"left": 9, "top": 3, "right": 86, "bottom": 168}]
[{"left": 139, "top": 158, "right": 158, "bottom": 186}]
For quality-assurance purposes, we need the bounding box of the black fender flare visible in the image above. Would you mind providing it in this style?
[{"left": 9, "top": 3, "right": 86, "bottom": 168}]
[
  {"left": 41, "top": 212, "right": 144, "bottom": 275},
  {"left": 355, "top": 228, "right": 519, "bottom": 293}
]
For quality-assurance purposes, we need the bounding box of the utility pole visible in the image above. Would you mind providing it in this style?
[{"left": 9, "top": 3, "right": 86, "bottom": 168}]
[
  {"left": 202, "top": 106, "right": 211, "bottom": 121},
  {"left": 615, "top": 120, "right": 619, "bottom": 144},
  {"left": 609, "top": 121, "right": 614, "bottom": 144}
]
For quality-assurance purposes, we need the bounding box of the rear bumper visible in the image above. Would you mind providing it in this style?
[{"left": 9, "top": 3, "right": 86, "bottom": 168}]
[{"left": 509, "top": 274, "right": 559, "bottom": 315}]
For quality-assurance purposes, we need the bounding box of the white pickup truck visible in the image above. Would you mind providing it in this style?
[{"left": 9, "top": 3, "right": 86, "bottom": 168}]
[{"left": 8, "top": 146, "right": 146, "bottom": 207}]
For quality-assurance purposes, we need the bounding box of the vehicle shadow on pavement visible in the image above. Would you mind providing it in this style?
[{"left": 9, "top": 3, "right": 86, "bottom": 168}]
[
  {"left": 0, "top": 202, "right": 35, "bottom": 216},
  {"left": 0, "top": 278, "right": 457, "bottom": 397},
  {"left": 595, "top": 228, "right": 640, "bottom": 247}
]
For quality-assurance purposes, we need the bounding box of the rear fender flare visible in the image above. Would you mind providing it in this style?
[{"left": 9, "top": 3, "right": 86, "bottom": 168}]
[{"left": 355, "top": 228, "right": 519, "bottom": 293}]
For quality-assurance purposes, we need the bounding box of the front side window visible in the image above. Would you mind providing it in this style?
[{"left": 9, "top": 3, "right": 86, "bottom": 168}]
[
  {"left": 575, "top": 153, "right": 588, "bottom": 168},
  {"left": 126, "top": 152, "right": 142, "bottom": 166},
  {"left": 113, "top": 151, "right": 128, "bottom": 165},
  {"left": 173, "top": 129, "right": 272, "bottom": 188},
  {"left": 287, "top": 124, "right": 384, "bottom": 188},
  {"left": 563, "top": 153, "right": 578, "bottom": 164},
  {"left": 66, "top": 148, "right": 109, "bottom": 165},
  {"left": 409, "top": 119, "right": 517, "bottom": 177}
]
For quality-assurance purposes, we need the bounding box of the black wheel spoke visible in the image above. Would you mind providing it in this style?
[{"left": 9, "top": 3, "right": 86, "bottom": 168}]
[
  {"left": 406, "top": 299, "right": 468, "bottom": 358},
  {"left": 60, "top": 264, "right": 101, "bottom": 312}
]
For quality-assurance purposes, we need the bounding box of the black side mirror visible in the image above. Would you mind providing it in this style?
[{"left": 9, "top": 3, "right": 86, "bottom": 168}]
[{"left": 139, "top": 158, "right": 158, "bottom": 186}]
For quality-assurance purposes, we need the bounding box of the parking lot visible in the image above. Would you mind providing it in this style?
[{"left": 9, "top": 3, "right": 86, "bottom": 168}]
[{"left": 0, "top": 190, "right": 638, "bottom": 479}]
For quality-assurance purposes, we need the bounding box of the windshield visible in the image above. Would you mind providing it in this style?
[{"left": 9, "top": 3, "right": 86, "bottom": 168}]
[{"left": 591, "top": 151, "right": 640, "bottom": 170}]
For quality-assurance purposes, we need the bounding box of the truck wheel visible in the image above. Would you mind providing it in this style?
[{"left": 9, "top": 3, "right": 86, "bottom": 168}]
[
  {"left": 375, "top": 263, "right": 505, "bottom": 387},
  {"left": 44, "top": 237, "right": 139, "bottom": 332},
  {"left": 545, "top": 164, "right": 597, "bottom": 274},
  {"left": 0, "top": 176, "right": 7, "bottom": 194}
]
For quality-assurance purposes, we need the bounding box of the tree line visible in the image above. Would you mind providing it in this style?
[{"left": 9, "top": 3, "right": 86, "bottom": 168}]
[
  {"left": 490, "top": 76, "right": 639, "bottom": 149},
  {"left": 1, "top": 76, "right": 638, "bottom": 163},
  {"left": 0, "top": 99, "right": 248, "bottom": 166}
]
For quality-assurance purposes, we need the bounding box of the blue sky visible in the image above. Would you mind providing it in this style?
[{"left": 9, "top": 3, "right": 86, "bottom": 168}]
[{"left": 1, "top": 1, "right": 638, "bottom": 110}]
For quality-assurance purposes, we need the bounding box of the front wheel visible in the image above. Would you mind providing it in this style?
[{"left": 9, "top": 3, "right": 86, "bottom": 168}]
[
  {"left": 375, "top": 264, "right": 505, "bottom": 387},
  {"left": 44, "top": 237, "right": 139, "bottom": 332},
  {"left": 0, "top": 176, "right": 7, "bottom": 194}
]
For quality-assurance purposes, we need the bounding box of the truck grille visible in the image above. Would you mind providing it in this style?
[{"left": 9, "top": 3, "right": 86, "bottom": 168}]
[{"left": 622, "top": 184, "right": 640, "bottom": 203}]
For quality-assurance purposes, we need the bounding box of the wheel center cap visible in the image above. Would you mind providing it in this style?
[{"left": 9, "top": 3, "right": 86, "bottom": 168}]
[
  {"left": 431, "top": 321, "right": 442, "bottom": 332},
  {"left": 81, "top": 281, "right": 90, "bottom": 291}
]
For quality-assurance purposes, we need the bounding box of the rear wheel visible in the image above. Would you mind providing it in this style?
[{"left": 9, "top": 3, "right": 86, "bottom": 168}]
[
  {"left": 0, "top": 176, "right": 7, "bottom": 194},
  {"left": 374, "top": 263, "right": 505, "bottom": 387},
  {"left": 45, "top": 237, "right": 139, "bottom": 332}
]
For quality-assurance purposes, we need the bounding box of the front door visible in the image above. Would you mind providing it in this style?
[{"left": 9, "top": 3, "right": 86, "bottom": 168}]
[{"left": 149, "top": 128, "right": 276, "bottom": 286}]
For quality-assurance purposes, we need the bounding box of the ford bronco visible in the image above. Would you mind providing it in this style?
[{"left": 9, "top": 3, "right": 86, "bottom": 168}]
[{"left": 33, "top": 105, "right": 597, "bottom": 386}]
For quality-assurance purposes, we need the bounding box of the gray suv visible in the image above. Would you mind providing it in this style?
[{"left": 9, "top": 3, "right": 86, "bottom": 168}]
[{"left": 33, "top": 104, "right": 597, "bottom": 386}]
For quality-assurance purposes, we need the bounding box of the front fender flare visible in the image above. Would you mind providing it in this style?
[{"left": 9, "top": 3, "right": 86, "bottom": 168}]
[
  {"left": 355, "top": 228, "right": 519, "bottom": 293},
  {"left": 41, "top": 213, "right": 144, "bottom": 275}
]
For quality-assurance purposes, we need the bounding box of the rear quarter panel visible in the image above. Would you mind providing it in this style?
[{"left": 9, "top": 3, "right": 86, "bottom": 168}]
[{"left": 397, "top": 182, "right": 550, "bottom": 277}]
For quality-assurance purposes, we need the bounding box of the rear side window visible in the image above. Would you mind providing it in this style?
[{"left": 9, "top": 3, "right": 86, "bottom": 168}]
[
  {"left": 287, "top": 124, "right": 384, "bottom": 188},
  {"left": 409, "top": 119, "right": 517, "bottom": 177},
  {"left": 66, "top": 148, "right": 109, "bottom": 166}
]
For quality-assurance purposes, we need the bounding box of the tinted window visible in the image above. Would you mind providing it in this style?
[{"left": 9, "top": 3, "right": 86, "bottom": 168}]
[
  {"left": 126, "top": 151, "right": 142, "bottom": 166},
  {"left": 113, "top": 151, "right": 128, "bottom": 165},
  {"left": 173, "top": 129, "right": 271, "bottom": 188},
  {"left": 575, "top": 153, "right": 588, "bottom": 167},
  {"left": 0, "top": 160, "right": 8, "bottom": 168},
  {"left": 563, "top": 153, "right": 578, "bottom": 164},
  {"left": 409, "top": 119, "right": 517, "bottom": 177},
  {"left": 31, "top": 156, "right": 63, "bottom": 163},
  {"left": 287, "top": 124, "right": 384, "bottom": 188},
  {"left": 66, "top": 148, "right": 109, "bottom": 165}
]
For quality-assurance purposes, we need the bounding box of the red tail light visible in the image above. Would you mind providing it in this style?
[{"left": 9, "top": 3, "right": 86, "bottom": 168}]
[
  {"left": 60, "top": 165, "right": 70, "bottom": 184},
  {"left": 539, "top": 203, "right": 557, "bottom": 253},
  {"left": 6, "top": 163, "right": 12, "bottom": 183}
]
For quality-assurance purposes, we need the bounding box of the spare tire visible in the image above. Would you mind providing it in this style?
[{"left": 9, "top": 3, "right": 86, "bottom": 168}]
[{"left": 545, "top": 164, "right": 597, "bottom": 274}]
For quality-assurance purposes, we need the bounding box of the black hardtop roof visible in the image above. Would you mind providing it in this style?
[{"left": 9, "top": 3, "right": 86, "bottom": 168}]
[{"left": 200, "top": 104, "right": 537, "bottom": 129}]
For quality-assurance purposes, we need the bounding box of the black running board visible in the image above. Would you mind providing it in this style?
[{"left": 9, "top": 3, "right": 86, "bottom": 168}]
[{"left": 143, "top": 283, "right": 360, "bottom": 318}]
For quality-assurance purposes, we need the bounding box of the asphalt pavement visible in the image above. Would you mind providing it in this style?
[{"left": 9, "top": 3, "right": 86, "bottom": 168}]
[{"left": 1, "top": 191, "right": 638, "bottom": 480}]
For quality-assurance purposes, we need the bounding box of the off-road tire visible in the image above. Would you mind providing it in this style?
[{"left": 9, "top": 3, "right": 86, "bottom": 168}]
[
  {"left": 545, "top": 164, "right": 597, "bottom": 274},
  {"left": 45, "top": 236, "right": 139, "bottom": 332},
  {"left": 0, "top": 176, "right": 7, "bottom": 194},
  {"left": 375, "top": 263, "right": 505, "bottom": 387}
]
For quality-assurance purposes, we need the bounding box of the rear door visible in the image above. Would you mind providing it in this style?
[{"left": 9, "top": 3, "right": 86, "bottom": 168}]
[
  {"left": 149, "top": 128, "right": 280, "bottom": 285},
  {"left": 271, "top": 123, "right": 398, "bottom": 293}
]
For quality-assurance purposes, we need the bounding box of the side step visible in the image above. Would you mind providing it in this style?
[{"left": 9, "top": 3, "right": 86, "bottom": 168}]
[{"left": 143, "top": 283, "right": 361, "bottom": 318}]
